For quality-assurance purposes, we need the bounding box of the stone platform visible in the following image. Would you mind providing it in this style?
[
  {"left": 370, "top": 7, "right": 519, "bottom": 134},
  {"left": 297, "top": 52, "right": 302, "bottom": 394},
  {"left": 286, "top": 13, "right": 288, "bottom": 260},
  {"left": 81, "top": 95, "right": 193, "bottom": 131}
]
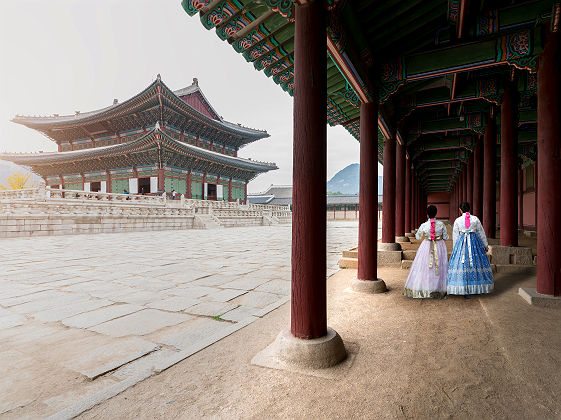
[{"left": 0, "top": 187, "right": 292, "bottom": 237}]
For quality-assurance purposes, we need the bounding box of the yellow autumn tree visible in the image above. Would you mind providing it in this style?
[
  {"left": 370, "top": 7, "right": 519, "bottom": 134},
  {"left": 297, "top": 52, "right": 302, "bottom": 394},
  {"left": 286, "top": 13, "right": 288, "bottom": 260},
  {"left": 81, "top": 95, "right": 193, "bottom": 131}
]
[{"left": 0, "top": 171, "right": 34, "bottom": 190}]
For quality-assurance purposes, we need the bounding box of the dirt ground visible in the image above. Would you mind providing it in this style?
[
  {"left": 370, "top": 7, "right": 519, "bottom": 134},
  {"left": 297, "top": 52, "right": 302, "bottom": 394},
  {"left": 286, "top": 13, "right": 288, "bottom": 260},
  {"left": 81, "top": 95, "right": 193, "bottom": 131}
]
[{"left": 79, "top": 265, "right": 561, "bottom": 420}]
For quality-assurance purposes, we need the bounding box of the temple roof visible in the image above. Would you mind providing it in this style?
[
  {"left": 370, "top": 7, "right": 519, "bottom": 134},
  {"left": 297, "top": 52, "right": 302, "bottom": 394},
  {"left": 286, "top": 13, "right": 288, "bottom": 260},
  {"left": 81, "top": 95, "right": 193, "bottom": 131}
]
[
  {"left": 1, "top": 123, "right": 277, "bottom": 179},
  {"left": 12, "top": 75, "right": 269, "bottom": 148},
  {"left": 181, "top": 0, "right": 549, "bottom": 191}
]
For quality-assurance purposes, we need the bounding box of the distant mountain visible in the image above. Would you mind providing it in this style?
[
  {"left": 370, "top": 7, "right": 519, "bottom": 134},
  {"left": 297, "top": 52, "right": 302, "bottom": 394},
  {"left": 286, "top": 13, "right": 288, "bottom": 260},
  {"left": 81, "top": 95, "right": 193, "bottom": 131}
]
[
  {"left": 327, "top": 163, "right": 383, "bottom": 195},
  {"left": 0, "top": 160, "right": 42, "bottom": 186}
]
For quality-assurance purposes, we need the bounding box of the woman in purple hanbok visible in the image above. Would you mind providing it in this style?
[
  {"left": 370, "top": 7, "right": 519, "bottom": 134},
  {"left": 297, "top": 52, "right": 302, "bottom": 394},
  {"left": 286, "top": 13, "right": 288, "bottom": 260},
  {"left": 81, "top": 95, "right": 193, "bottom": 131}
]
[{"left": 403, "top": 205, "right": 449, "bottom": 298}]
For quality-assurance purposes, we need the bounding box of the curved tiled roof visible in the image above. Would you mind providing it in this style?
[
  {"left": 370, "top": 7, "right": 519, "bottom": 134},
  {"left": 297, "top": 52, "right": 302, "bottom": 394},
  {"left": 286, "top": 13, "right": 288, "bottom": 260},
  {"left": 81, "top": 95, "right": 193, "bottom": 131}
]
[
  {"left": 1, "top": 123, "right": 277, "bottom": 173},
  {"left": 12, "top": 76, "right": 268, "bottom": 144}
]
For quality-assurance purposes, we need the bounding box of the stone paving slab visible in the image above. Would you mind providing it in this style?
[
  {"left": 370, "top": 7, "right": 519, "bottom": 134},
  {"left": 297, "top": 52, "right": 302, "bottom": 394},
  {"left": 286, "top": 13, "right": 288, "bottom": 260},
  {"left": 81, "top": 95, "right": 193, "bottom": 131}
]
[
  {"left": 0, "top": 290, "right": 62, "bottom": 307},
  {"left": 0, "top": 222, "right": 359, "bottom": 419},
  {"left": 34, "top": 299, "right": 114, "bottom": 323},
  {"left": 0, "top": 313, "right": 27, "bottom": 330},
  {"left": 61, "top": 337, "right": 159, "bottom": 380},
  {"left": 220, "top": 305, "right": 259, "bottom": 322},
  {"left": 254, "top": 279, "right": 291, "bottom": 295},
  {"left": 183, "top": 301, "right": 239, "bottom": 317},
  {"left": 166, "top": 285, "right": 215, "bottom": 299},
  {"left": 156, "top": 318, "right": 239, "bottom": 351},
  {"left": 11, "top": 293, "right": 89, "bottom": 314},
  {"left": 203, "top": 288, "right": 247, "bottom": 302},
  {"left": 230, "top": 291, "right": 282, "bottom": 309},
  {"left": 62, "top": 304, "right": 143, "bottom": 329},
  {"left": 112, "top": 348, "right": 180, "bottom": 379},
  {"left": 88, "top": 309, "right": 192, "bottom": 337},
  {"left": 220, "top": 277, "right": 271, "bottom": 291},
  {"left": 146, "top": 296, "right": 199, "bottom": 312}
]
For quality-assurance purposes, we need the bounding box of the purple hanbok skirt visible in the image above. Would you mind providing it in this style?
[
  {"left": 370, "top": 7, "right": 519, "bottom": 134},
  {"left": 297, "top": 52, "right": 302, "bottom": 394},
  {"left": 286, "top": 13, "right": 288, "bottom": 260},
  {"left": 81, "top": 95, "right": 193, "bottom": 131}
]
[{"left": 403, "top": 239, "right": 448, "bottom": 298}]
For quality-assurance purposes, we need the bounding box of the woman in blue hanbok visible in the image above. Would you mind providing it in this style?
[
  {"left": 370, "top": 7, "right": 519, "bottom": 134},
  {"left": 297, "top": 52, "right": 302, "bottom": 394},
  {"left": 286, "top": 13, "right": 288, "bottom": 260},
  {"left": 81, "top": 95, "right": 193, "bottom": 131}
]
[{"left": 447, "top": 202, "right": 494, "bottom": 297}]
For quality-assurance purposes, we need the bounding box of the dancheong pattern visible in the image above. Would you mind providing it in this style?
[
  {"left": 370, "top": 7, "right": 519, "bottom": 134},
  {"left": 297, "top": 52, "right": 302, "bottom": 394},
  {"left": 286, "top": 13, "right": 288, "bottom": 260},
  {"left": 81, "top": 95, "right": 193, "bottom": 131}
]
[
  {"left": 181, "top": 0, "right": 361, "bottom": 143},
  {"left": 496, "top": 30, "right": 537, "bottom": 72}
]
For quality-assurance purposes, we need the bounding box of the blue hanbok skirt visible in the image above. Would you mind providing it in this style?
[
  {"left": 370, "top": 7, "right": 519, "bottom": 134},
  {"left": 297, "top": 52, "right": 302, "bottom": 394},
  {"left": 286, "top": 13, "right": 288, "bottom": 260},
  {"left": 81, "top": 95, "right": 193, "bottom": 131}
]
[{"left": 447, "top": 232, "right": 494, "bottom": 295}]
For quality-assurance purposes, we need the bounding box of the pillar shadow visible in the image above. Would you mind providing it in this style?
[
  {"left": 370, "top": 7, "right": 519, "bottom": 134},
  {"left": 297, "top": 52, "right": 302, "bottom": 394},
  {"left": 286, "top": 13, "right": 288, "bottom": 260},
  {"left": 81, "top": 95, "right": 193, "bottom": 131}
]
[{"left": 491, "top": 268, "right": 536, "bottom": 296}]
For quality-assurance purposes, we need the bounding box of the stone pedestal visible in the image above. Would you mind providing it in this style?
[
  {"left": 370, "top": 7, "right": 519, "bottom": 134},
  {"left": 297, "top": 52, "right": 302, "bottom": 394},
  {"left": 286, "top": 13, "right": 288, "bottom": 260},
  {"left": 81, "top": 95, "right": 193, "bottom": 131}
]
[
  {"left": 405, "top": 232, "right": 415, "bottom": 238},
  {"left": 488, "top": 245, "right": 533, "bottom": 265},
  {"left": 378, "top": 242, "right": 401, "bottom": 251},
  {"left": 519, "top": 288, "right": 561, "bottom": 307},
  {"left": 377, "top": 250, "right": 403, "bottom": 267},
  {"left": 396, "top": 236, "right": 410, "bottom": 243},
  {"left": 350, "top": 278, "right": 387, "bottom": 293},
  {"left": 251, "top": 327, "right": 347, "bottom": 370}
]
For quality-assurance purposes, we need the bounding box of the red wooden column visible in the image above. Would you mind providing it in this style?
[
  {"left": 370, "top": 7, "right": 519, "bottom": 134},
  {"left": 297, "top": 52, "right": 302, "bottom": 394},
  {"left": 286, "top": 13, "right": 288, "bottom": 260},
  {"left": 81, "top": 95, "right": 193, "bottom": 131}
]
[
  {"left": 463, "top": 168, "right": 468, "bottom": 202},
  {"left": 413, "top": 174, "right": 418, "bottom": 228},
  {"left": 357, "top": 101, "right": 378, "bottom": 281},
  {"left": 537, "top": 27, "right": 561, "bottom": 296},
  {"left": 416, "top": 182, "right": 420, "bottom": 226},
  {"left": 355, "top": 100, "right": 386, "bottom": 293},
  {"left": 466, "top": 154, "right": 474, "bottom": 205},
  {"left": 458, "top": 170, "right": 464, "bottom": 204},
  {"left": 228, "top": 178, "right": 232, "bottom": 202},
  {"left": 500, "top": 83, "right": 518, "bottom": 247},
  {"left": 483, "top": 113, "right": 497, "bottom": 238},
  {"left": 243, "top": 182, "right": 247, "bottom": 204},
  {"left": 106, "top": 171, "right": 112, "bottom": 193},
  {"left": 158, "top": 168, "right": 165, "bottom": 193},
  {"left": 473, "top": 136, "right": 484, "bottom": 217},
  {"left": 186, "top": 171, "right": 192, "bottom": 198},
  {"left": 382, "top": 131, "right": 397, "bottom": 244},
  {"left": 395, "top": 140, "right": 406, "bottom": 239},
  {"left": 291, "top": 0, "right": 328, "bottom": 338},
  {"left": 405, "top": 158, "right": 412, "bottom": 233},
  {"left": 518, "top": 169, "right": 524, "bottom": 230}
]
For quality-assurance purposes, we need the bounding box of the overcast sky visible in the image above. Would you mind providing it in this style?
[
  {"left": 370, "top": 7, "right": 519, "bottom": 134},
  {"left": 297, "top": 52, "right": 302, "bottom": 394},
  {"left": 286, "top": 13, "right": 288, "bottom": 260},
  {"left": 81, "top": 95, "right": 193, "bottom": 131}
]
[{"left": 0, "top": 0, "right": 382, "bottom": 193}]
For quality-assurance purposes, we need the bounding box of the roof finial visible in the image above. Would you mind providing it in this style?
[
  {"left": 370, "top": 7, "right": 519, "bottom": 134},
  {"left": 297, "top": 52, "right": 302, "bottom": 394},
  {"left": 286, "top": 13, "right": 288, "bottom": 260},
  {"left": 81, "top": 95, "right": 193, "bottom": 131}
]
[
  {"left": 193, "top": 77, "right": 198, "bottom": 86},
  {"left": 157, "top": 73, "right": 161, "bottom": 81},
  {"left": 113, "top": 99, "right": 118, "bottom": 105},
  {"left": 154, "top": 121, "right": 161, "bottom": 131}
]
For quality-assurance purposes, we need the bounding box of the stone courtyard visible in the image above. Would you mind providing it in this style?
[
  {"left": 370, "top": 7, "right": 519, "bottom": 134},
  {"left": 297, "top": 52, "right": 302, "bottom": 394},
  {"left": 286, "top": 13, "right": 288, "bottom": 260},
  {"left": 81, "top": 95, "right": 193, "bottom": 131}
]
[{"left": 0, "top": 222, "right": 359, "bottom": 419}]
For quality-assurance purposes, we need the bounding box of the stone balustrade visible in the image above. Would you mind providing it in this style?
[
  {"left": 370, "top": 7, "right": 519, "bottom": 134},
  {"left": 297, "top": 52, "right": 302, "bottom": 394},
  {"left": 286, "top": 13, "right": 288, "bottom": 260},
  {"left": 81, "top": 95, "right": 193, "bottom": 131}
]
[{"left": 0, "top": 187, "right": 291, "bottom": 237}]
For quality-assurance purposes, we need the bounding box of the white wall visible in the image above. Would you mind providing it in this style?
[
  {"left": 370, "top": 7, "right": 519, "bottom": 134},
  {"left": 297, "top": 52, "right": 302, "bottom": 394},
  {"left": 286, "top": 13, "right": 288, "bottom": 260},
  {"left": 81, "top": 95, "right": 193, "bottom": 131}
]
[
  {"left": 203, "top": 182, "right": 208, "bottom": 199},
  {"left": 83, "top": 182, "right": 91, "bottom": 192},
  {"left": 101, "top": 181, "right": 107, "bottom": 193},
  {"left": 217, "top": 184, "right": 223, "bottom": 200},
  {"left": 129, "top": 178, "right": 138, "bottom": 194},
  {"left": 150, "top": 177, "right": 158, "bottom": 193}
]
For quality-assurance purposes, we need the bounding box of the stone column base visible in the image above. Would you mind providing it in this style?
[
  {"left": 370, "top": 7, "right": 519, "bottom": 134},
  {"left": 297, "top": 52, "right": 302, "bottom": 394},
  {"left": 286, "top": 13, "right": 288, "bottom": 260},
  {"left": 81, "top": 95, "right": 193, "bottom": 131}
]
[
  {"left": 405, "top": 232, "right": 415, "bottom": 238},
  {"left": 519, "top": 288, "right": 561, "bottom": 307},
  {"left": 251, "top": 327, "right": 347, "bottom": 370},
  {"left": 378, "top": 242, "right": 402, "bottom": 251},
  {"left": 351, "top": 278, "right": 387, "bottom": 293},
  {"left": 396, "top": 236, "right": 410, "bottom": 243}
]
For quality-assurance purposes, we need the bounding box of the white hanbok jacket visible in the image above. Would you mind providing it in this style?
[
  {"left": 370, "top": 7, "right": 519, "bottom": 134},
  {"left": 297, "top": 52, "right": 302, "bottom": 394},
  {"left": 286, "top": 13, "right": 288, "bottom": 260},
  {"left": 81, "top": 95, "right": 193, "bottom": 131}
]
[
  {"left": 416, "top": 219, "right": 449, "bottom": 241},
  {"left": 452, "top": 213, "right": 488, "bottom": 248}
]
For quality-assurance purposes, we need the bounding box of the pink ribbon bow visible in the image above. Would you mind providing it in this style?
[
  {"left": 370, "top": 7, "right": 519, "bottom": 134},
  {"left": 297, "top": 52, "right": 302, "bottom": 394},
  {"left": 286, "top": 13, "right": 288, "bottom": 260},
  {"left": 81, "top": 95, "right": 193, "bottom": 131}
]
[
  {"left": 465, "top": 212, "right": 471, "bottom": 228},
  {"left": 430, "top": 218, "right": 436, "bottom": 240}
]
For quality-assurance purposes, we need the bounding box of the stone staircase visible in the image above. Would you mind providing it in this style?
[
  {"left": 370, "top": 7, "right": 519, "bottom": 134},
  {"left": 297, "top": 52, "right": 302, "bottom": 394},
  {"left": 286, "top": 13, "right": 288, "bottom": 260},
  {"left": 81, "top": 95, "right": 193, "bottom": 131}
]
[{"left": 338, "top": 221, "right": 537, "bottom": 274}]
